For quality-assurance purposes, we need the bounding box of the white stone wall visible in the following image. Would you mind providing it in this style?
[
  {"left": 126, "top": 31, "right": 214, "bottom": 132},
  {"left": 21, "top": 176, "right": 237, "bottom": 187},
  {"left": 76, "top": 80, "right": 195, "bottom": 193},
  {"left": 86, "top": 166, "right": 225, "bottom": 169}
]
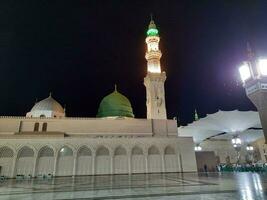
[
  {"left": 0, "top": 117, "right": 177, "bottom": 137},
  {"left": 0, "top": 117, "right": 197, "bottom": 177},
  {"left": 0, "top": 137, "right": 197, "bottom": 178}
]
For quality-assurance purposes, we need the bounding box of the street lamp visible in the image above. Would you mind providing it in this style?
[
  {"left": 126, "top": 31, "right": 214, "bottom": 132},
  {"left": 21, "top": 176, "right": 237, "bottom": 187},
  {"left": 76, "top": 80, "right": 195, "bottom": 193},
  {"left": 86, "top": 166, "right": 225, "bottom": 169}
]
[
  {"left": 238, "top": 44, "right": 267, "bottom": 143},
  {"left": 232, "top": 136, "right": 242, "bottom": 149},
  {"left": 246, "top": 145, "right": 254, "bottom": 164}
]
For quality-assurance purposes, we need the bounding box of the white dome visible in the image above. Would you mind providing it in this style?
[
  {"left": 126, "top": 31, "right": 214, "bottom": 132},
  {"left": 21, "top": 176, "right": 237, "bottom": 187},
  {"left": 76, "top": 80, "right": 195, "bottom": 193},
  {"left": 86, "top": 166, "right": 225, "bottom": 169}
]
[
  {"left": 27, "top": 94, "right": 65, "bottom": 118},
  {"left": 31, "top": 96, "right": 64, "bottom": 113}
]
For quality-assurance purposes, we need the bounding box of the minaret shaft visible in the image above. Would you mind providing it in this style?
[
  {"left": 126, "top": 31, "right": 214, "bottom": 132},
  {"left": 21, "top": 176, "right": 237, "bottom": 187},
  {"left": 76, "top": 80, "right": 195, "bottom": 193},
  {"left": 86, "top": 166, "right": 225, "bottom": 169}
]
[{"left": 144, "top": 19, "right": 167, "bottom": 119}]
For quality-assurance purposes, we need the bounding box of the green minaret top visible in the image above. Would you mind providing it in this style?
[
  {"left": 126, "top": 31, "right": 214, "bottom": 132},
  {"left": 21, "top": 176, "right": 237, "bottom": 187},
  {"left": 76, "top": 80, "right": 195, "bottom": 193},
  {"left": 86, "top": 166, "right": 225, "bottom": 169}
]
[
  {"left": 146, "top": 15, "right": 159, "bottom": 36},
  {"left": 97, "top": 86, "right": 134, "bottom": 118},
  {"left": 194, "top": 109, "right": 199, "bottom": 121}
]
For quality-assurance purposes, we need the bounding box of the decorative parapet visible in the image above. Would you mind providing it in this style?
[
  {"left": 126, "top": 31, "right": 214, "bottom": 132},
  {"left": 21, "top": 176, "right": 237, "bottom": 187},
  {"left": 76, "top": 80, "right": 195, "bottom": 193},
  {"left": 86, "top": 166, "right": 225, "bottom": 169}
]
[{"left": 0, "top": 116, "right": 149, "bottom": 121}]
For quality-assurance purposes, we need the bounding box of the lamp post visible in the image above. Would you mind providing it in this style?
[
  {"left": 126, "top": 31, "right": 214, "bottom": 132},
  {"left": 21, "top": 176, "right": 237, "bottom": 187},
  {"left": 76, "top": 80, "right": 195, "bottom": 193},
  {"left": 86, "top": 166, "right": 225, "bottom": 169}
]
[
  {"left": 246, "top": 145, "right": 254, "bottom": 164},
  {"left": 232, "top": 136, "right": 242, "bottom": 165},
  {"left": 238, "top": 44, "right": 267, "bottom": 143}
]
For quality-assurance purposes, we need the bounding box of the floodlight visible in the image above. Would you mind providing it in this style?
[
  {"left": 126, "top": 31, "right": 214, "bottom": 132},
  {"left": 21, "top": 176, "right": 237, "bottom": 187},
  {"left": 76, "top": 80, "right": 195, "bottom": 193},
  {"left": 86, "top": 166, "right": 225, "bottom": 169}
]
[
  {"left": 239, "top": 63, "right": 251, "bottom": 82},
  {"left": 258, "top": 59, "right": 267, "bottom": 76}
]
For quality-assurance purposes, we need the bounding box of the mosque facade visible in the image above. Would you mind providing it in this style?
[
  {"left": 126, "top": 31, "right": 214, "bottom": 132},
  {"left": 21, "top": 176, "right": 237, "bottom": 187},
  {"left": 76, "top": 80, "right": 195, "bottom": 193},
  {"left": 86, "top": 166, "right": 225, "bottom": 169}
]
[{"left": 0, "top": 19, "right": 197, "bottom": 178}]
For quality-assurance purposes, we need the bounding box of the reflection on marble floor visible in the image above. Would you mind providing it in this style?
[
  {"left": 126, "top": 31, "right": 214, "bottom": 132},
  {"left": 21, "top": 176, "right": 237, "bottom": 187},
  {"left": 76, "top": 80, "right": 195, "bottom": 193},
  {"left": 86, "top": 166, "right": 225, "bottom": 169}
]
[{"left": 0, "top": 172, "right": 266, "bottom": 199}]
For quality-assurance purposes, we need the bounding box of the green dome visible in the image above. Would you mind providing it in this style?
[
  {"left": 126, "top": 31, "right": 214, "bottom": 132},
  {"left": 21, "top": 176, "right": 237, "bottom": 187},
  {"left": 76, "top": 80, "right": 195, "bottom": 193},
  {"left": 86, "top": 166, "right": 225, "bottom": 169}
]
[
  {"left": 147, "top": 19, "right": 159, "bottom": 36},
  {"left": 97, "top": 88, "right": 134, "bottom": 118}
]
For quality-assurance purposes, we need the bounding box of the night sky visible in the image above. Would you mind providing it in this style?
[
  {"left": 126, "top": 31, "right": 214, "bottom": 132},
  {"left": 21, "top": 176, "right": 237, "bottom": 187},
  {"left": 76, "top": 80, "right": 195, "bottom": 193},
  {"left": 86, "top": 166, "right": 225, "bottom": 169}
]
[{"left": 1, "top": 1, "right": 267, "bottom": 125}]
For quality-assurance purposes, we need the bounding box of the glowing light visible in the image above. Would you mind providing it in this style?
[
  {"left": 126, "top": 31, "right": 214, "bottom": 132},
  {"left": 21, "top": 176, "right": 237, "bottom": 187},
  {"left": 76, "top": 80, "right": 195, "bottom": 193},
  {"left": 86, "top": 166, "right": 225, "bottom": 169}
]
[
  {"left": 194, "top": 145, "right": 202, "bottom": 151},
  {"left": 60, "top": 148, "right": 65, "bottom": 153},
  {"left": 147, "top": 28, "right": 159, "bottom": 36},
  {"left": 246, "top": 145, "right": 254, "bottom": 151},
  {"left": 148, "top": 61, "right": 161, "bottom": 73},
  {"left": 239, "top": 63, "right": 251, "bottom": 82},
  {"left": 148, "top": 68, "right": 161, "bottom": 73},
  {"left": 258, "top": 59, "right": 267, "bottom": 76},
  {"left": 148, "top": 42, "right": 159, "bottom": 51},
  {"left": 232, "top": 137, "right": 241, "bottom": 145}
]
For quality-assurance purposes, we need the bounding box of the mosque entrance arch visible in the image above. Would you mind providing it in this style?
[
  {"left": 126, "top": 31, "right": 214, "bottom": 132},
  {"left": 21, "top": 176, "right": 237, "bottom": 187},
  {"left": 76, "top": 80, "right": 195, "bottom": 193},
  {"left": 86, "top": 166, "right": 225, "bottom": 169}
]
[
  {"left": 0, "top": 147, "right": 14, "bottom": 177},
  {"left": 131, "top": 146, "right": 145, "bottom": 173},
  {"left": 16, "top": 146, "right": 35, "bottom": 176},
  {"left": 56, "top": 146, "right": 74, "bottom": 176},
  {"left": 36, "top": 146, "right": 54, "bottom": 176},
  {"left": 114, "top": 146, "right": 128, "bottom": 174},
  {"left": 164, "top": 146, "right": 178, "bottom": 172},
  {"left": 95, "top": 146, "right": 110, "bottom": 175},
  {"left": 148, "top": 146, "right": 162, "bottom": 173},
  {"left": 76, "top": 146, "right": 92, "bottom": 175}
]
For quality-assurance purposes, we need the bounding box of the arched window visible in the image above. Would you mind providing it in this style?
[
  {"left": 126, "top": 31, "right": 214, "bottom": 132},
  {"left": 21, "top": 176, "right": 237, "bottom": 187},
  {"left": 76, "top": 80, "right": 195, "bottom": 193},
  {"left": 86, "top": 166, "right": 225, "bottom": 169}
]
[
  {"left": 0, "top": 147, "right": 14, "bottom": 158},
  {"left": 164, "top": 146, "right": 175, "bottom": 155},
  {"left": 42, "top": 123, "right": 47, "bottom": 132},
  {"left": 96, "top": 146, "right": 109, "bottom": 156},
  {"left": 114, "top": 146, "right": 127, "bottom": 156},
  {"left": 78, "top": 146, "right": 92, "bottom": 156},
  {"left": 148, "top": 146, "right": 160, "bottom": 155},
  {"left": 59, "top": 146, "right": 73, "bottom": 157},
  {"left": 38, "top": 146, "right": 54, "bottom": 157},
  {"left": 40, "top": 114, "right": 45, "bottom": 118},
  {"left": 132, "top": 146, "right": 143, "bottom": 155},
  {"left": 18, "top": 146, "right": 34, "bottom": 157},
  {"left": 34, "top": 123, "right": 39, "bottom": 131}
]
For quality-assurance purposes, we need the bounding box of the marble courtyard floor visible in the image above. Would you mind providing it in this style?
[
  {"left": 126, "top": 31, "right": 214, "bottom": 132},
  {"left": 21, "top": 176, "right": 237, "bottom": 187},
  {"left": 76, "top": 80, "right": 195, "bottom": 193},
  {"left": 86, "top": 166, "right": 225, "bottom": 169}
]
[{"left": 0, "top": 172, "right": 266, "bottom": 200}]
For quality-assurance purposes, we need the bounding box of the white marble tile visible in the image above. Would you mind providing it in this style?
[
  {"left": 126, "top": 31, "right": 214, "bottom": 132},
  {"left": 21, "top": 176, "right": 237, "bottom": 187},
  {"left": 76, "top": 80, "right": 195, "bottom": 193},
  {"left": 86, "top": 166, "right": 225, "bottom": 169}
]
[{"left": 0, "top": 172, "right": 266, "bottom": 199}]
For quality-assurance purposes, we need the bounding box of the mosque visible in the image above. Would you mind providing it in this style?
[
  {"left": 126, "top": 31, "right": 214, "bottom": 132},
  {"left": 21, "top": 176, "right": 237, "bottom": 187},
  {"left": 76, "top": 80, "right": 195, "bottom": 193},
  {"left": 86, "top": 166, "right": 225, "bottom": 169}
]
[{"left": 0, "top": 19, "right": 197, "bottom": 178}]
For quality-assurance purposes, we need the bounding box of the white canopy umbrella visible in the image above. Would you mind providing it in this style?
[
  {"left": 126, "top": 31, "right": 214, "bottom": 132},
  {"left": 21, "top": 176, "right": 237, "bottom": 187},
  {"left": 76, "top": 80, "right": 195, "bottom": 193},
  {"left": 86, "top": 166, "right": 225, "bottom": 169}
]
[
  {"left": 212, "top": 129, "right": 264, "bottom": 144},
  {"left": 178, "top": 110, "right": 262, "bottom": 143}
]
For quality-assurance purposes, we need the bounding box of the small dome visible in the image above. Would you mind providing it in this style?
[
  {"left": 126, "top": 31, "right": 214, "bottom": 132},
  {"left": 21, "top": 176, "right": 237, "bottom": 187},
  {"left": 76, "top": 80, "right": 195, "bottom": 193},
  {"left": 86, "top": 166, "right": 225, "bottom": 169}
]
[
  {"left": 27, "top": 93, "right": 65, "bottom": 118},
  {"left": 97, "top": 87, "right": 134, "bottom": 118}
]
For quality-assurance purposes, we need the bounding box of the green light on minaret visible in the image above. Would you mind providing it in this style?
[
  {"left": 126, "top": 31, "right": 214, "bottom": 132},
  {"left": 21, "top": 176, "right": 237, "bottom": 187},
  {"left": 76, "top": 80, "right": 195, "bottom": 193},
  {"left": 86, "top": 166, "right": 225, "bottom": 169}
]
[{"left": 147, "top": 28, "right": 159, "bottom": 36}]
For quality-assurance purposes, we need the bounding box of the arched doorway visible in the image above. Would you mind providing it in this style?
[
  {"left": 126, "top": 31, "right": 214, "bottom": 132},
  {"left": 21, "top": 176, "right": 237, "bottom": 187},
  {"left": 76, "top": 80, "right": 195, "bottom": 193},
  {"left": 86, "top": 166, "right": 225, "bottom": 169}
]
[
  {"left": 16, "top": 146, "right": 35, "bottom": 176},
  {"left": 56, "top": 146, "right": 73, "bottom": 176},
  {"left": 95, "top": 146, "right": 110, "bottom": 175},
  {"left": 114, "top": 146, "right": 128, "bottom": 174},
  {"left": 76, "top": 146, "right": 92, "bottom": 175},
  {"left": 36, "top": 146, "right": 54, "bottom": 176},
  {"left": 148, "top": 146, "right": 162, "bottom": 173},
  {"left": 164, "top": 146, "right": 178, "bottom": 172},
  {"left": 131, "top": 146, "right": 145, "bottom": 174},
  {"left": 0, "top": 147, "right": 14, "bottom": 177}
]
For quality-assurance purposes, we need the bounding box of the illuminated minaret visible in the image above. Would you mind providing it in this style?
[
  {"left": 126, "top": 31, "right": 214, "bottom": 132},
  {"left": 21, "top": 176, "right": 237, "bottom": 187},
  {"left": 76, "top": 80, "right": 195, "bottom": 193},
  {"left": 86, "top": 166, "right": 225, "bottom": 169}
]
[{"left": 144, "top": 17, "right": 167, "bottom": 119}]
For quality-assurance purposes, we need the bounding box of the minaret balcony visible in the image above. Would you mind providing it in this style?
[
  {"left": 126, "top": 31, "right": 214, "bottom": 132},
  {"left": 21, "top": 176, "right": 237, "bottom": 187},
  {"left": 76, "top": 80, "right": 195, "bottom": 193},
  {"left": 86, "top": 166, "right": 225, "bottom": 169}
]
[
  {"left": 145, "top": 51, "right": 162, "bottom": 60},
  {"left": 145, "top": 36, "right": 160, "bottom": 43}
]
